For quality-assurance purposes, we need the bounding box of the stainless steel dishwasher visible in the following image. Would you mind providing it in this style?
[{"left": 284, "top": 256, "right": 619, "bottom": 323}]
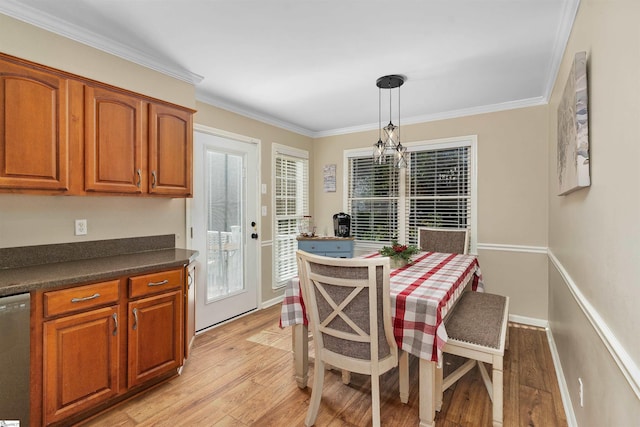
[{"left": 0, "top": 293, "right": 30, "bottom": 426}]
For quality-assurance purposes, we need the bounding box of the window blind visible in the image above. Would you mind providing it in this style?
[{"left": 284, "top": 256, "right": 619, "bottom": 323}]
[
  {"left": 274, "top": 152, "right": 308, "bottom": 288},
  {"left": 346, "top": 139, "right": 473, "bottom": 248},
  {"left": 405, "top": 146, "right": 471, "bottom": 245},
  {"left": 347, "top": 156, "right": 399, "bottom": 243}
]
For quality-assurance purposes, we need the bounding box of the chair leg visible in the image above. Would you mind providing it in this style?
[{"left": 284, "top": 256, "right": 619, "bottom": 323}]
[
  {"left": 341, "top": 369, "right": 351, "bottom": 385},
  {"left": 492, "top": 355, "right": 504, "bottom": 427},
  {"left": 370, "top": 373, "right": 381, "bottom": 427},
  {"left": 305, "top": 359, "right": 325, "bottom": 427}
]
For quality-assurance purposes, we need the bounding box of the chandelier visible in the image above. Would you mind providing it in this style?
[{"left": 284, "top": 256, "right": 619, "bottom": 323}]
[{"left": 373, "top": 74, "right": 406, "bottom": 168}]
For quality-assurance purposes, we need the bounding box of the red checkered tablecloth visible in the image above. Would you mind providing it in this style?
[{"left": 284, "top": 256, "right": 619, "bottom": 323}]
[{"left": 279, "top": 251, "right": 484, "bottom": 363}]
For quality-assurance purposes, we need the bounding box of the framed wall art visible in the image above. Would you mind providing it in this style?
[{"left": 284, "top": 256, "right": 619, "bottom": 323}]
[{"left": 557, "top": 51, "right": 590, "bottom": 196}]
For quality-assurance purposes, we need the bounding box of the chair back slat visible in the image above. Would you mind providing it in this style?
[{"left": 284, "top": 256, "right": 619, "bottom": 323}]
[{"left": 418, "top": 227, "right": 469, "bottom": 254}]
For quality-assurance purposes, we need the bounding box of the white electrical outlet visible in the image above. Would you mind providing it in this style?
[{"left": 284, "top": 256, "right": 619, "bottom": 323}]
[
  {"left": 578, "top": 377, "right": 584, "bottom": 407},
  {"left": 75, "top": 219, "right": 87, "bottom": 236}
]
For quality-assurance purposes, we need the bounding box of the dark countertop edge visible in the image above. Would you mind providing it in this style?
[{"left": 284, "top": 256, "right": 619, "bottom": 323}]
[{"left": 0, "top": 248, "right": 199, "bottom": 298}]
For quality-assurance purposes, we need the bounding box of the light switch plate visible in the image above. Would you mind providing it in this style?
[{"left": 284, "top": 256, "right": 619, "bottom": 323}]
[
  {"left": 261, "top": 206, "right": 267, "bottom": 216},
  {"left": 261, "top": 183, "right": 267, "bottom": 194}
]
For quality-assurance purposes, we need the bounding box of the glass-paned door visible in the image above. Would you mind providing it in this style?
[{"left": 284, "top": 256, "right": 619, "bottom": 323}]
[{"left": 191, "top": 130, "right": 258, "bottom": 330}]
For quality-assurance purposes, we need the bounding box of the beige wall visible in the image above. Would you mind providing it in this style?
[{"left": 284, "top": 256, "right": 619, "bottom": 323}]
[
  {"left": 313, "top": 106, "right": 549, "bottom": 319},
  {"left": 0, "top": 14, "right": 194, "bottom": 250},
  {"left": 194, "top": 102, "right": 314, "bottom": 303},
  {"left": 547, "top": 0, "right": 640, "bottom": 425}
]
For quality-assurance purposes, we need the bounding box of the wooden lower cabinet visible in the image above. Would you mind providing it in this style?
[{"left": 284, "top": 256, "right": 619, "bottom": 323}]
[
  {"left": 36, "top": 267, "right": 187, "bottom": 426},
  {"left": 43, "top": 305, "right": 120, "bottom": 425},
  {"left": 128, "top": 290, "right": 183, "bottom": 387}
]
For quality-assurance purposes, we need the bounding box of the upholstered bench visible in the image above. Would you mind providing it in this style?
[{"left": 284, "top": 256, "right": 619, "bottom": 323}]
[{"left": 442, "top": 291, "right": 510, "bottom": 427}]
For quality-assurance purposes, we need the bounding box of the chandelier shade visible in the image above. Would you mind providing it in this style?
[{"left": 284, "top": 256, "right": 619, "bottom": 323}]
[{"left": 373, "top": 74, "right": 406, "bottom": 168}]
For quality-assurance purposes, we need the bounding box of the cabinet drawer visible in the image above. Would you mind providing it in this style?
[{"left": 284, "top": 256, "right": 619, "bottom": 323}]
[
  {"left": 297, "top": 239, "right": 354, "bottom": 257},
  {"left": 44, "top": 280, "right": 120, "bottom": 317},
  {"left": 129, "top": 268, "right": 183, "bottom": 298}
]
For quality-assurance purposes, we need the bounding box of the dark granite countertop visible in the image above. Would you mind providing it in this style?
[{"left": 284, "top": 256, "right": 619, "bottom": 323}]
[{"left": 0, "top": 236, "right": 199, "bottom": 297}]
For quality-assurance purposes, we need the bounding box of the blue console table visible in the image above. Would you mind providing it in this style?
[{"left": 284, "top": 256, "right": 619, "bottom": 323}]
[{"left": 296, "top": 237, "right": 354, "bottom": 258}]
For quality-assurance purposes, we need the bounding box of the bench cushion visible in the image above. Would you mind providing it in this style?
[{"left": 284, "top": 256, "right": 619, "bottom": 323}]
[{"left": 445, "top": 292, "right": 507, "bottom": 349}]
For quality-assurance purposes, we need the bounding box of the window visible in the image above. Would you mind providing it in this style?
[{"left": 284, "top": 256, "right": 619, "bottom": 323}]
[
  {"left": 273, "top": 145, "right": 309, "bottom": 288},
  {"left": 346, "top": 136, "right": 476, "bottom": 251}
]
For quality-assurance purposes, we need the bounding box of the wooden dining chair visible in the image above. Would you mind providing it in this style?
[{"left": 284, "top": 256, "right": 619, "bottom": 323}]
[
  {"left": 417, "top": 227, "right": 469, "bottom": 254},
  {"left": 442, "top": 291, "right": 510, "bottom": 427},
  {"left": 296, "top": 250, "right": 398, "bottom": 427}
]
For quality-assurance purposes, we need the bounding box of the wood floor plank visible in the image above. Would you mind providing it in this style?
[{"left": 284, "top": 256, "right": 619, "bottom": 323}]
[{"left": 80, "top": 305, "right": 568, "bottom": 427}]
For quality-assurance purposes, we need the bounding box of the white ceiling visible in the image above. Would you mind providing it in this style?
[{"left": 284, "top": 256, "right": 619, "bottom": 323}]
[{"left": 0, "top": 0, "right": 578, "bottom": 137}]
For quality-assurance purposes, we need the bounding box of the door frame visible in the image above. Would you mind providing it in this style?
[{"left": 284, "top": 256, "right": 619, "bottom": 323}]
[{"left": 186, "top": 124, "right": 262, "bottom": 328}]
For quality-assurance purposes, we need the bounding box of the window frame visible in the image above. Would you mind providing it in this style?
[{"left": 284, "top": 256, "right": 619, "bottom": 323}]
[{"left": 343, "top": 135, "right": 478, "bottom": 254}]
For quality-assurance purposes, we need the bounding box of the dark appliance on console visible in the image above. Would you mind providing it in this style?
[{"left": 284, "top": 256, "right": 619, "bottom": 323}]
[{"left": 333, "top": 212, "right": 351, "bottom": 237}]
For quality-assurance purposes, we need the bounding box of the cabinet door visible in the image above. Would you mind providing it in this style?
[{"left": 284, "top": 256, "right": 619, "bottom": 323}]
[
  {"left": 0, "top": 59, "right": 69, "bottom": 191},
  {"left": 43, "top": 306, "right": 120, "bottom": 425},
  {"left": 128, "top": 290, "right": 183, "bottom": 387},
  {"left": 85, "top": 86, "right": 145, "bottom": 193},
  {"left": 148, "top": 103, "right": 192, "bottom": 196}
]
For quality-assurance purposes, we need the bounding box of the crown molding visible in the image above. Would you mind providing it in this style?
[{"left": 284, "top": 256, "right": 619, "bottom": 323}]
[
  {"left": 0, "top": 0, "right": 203, "bottom": 84},
  {"left": 196, "top": 91, "right": 547, "bottom": 140},
  {"left": 313, "top": 96, "right": 548, "bottom": 138},
  {"left": 195, "top": 91, "right": 315, "bottom": 138},
  {"left": 541, "top": 0, "right": 581, "bottom": 100}
]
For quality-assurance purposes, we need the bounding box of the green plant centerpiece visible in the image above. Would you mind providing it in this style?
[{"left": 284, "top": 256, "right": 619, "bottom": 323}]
[{"left": 379, "top": 240, "right": 420, "bottom": 268}]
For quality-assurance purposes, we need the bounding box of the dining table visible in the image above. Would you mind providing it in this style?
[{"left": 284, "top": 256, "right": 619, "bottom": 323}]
[{"left": 279, "top": 250, "right": 484, "bottom": 427}]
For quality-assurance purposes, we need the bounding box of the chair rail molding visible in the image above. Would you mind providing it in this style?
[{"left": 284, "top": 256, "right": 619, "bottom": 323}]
[
  {"left": 548, "top": 249, "right": 640, "bottom": 401},
  {"left": 476, "top": 243, "right": 548, "bottom": 254}
]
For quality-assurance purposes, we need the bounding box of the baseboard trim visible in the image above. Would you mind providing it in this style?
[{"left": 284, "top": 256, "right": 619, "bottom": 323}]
[
  {"left": 546, "top": 326, "right": 579, "bottom": 427},
  {"left": 548, "top": 250, "right": 640, "bottom": 400},
  {"left": 509, "top": 314, "right": 548, "bottom": 328},
  {"left": 261, "top": 294, "right": 284, "bottom": 309}
]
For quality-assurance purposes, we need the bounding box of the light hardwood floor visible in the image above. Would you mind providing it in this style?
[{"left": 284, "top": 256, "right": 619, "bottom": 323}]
[{"left": 82, "top": 304, "right": 568, "bottom": 426}]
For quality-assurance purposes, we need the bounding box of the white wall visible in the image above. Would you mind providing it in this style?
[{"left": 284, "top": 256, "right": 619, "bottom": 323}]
[
  {"left": 313, "top": 106, "right": 550, "bottom": 320},
  {"left": 0, "top": 14, "right": 194, "bottom": 250},
  {"left": 547, "top": 1, "right": 640, "bottom": 425}
]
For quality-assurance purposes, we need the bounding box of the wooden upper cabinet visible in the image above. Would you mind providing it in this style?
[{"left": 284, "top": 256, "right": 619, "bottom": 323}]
[
  {"left": 148, "top": 103, "right": 193, "bottom": 197},
  {"left": 0, "top": 58, "right": 69, "bottom": 191},
  {"left": 85, "top": 86, "right": 145, "bottom": 193},
  {"left": 0, "top": 53, "right": 194, "bottom": 198}
]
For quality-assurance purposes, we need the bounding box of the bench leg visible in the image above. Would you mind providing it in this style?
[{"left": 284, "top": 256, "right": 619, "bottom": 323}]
[
  {"left": 492, "top": 355, "right": 504, "bottom": 427},
  {"left": 399, "top": 351, "right": 409, "bottom": 403}
]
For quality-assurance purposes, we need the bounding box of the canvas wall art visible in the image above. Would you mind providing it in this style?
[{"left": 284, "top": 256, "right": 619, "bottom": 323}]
[{"left": 557, "top": 51, "right": 590, "bottom": 195}]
